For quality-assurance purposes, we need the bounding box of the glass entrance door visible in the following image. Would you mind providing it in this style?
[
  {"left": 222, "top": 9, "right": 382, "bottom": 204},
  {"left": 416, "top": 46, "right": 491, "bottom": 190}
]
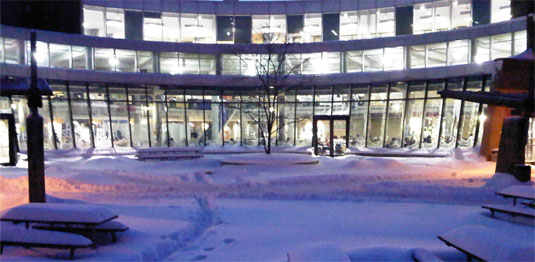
[{"left": 313, "top": 115, "right": 349, "bottom": 157}]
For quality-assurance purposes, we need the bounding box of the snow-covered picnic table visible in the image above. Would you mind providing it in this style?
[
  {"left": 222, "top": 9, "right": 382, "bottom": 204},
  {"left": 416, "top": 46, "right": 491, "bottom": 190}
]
[
  {"left": 496, "top": 185, "right": 535, "bottom": 206},
  {"left": 438, "top": 225, "right": 534, "bottom": 261},
  {"left": 0, "top": 203, "right": 118, "bottom": 248}
]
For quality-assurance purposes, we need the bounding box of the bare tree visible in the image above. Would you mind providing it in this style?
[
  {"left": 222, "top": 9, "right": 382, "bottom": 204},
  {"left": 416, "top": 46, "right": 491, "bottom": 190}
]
[{"left": 226, "top": 33, "right": 309, "bottom": 154}]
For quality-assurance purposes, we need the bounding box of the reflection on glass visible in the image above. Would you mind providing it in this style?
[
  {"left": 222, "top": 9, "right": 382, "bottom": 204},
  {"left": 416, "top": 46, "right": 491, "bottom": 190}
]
[
  {"left": 83, "top": 6, "right": 105, "bottom": 37},
  {"left": 491, "top": 0, "right": 511, "bottom": 23},
  {"left": 106, "top": 8, "right": 125, "bottom": 38},
  {"left": 49, "top": 44, "right": 70, "bottom": 68}
]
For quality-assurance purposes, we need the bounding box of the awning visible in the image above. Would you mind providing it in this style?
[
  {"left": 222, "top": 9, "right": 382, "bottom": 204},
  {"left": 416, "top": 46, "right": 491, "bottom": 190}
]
[{"left": 0, "top": 78, "right": 53, "bottom": 97}]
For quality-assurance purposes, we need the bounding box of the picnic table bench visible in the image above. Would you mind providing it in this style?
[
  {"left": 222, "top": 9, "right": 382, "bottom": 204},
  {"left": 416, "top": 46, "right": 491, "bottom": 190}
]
[
  {"left": 136, "top": 147, "right": 203, "bottom": 161},
  {"left": 0, "top": 227, "right": 92, "bottom": 260},
  {"left": 495, "top": 185, "right": 535, "bottom": 206},
  {"left": 0, "top": 203, "right": 121, "bottom": 249},
  {"left": 32, "top": 220, "right": 129, "bottom": 242},
  {"left": 481, "top": 204, "right": 535, "bottom": 219},
  {"left": 438, "top": 225, "right": 534, "bottom": 262}
]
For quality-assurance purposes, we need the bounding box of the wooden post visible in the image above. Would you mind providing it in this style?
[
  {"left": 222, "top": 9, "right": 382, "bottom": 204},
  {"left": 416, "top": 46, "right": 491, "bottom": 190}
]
[{"left": 27, "top": 32, "right": 46, "bottom": 203}]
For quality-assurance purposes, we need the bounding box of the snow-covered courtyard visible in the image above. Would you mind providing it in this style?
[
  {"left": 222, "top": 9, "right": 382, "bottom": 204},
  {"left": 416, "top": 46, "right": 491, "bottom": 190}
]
[{"left": 1, "top": 147, "right": 534, "bottom": 261}]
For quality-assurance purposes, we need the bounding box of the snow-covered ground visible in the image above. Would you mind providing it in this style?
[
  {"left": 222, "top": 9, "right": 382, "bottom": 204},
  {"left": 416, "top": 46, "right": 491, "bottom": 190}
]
[{"left": 0, "top": 147, "right": 533, "bottom": 261}]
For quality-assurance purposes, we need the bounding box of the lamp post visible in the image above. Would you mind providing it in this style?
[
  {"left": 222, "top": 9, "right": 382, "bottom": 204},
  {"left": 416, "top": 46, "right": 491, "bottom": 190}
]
[{"left": 27, "top": 32, "right": 46, "bottom": 203}]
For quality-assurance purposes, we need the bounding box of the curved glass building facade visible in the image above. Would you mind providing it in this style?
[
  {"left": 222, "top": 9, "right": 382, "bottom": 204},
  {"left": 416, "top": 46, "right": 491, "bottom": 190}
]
[{"left": 0, "top": 0, "right": 532, "bottom": 158}]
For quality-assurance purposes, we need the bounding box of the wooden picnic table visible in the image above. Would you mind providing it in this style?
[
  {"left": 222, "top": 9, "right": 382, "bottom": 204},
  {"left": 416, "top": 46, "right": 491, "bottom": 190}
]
[
  {"left": 496, "top": 185, "right": 535, "bottom": 206},
  {"left": 0, "top": 203, "right": 118, "bottom": 249}
]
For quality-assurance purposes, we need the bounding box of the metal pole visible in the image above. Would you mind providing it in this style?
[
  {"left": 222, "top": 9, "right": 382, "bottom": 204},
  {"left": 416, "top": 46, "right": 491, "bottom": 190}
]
[{"left": 27, "top": 32, "right": 45, "bottom": 203}]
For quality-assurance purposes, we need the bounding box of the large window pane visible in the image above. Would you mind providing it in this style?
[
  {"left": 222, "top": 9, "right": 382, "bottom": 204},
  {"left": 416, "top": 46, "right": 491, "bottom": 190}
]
[
  {"left": 422, "top": 98, "right": 442, "bottom": 148},
  {"left": 137, "top": 51, "right": 153, "bottom": 73},
  {"left": 167, "top": 91, "right": 186, "bottom": 146},
  {"left": 89, "top": 85, "right": 112, "bottom": 148},
  {"left": 160, "top": 52, "right": 178, "bottom": 74},
  {"left": 162, "top": 13, "right": 180, "bottom": 42},
  {"left": 434, "top": 0, "right": 451, "bottom": 32},
  {"left": 106, "top": 8, "right": 125, "bottom": 38},
  {"left": 491, "top": 33, "right": 512, "bottom": 60},
  {"left": 143, "top": 13, "right": 163, "bottom": 41},
  {"left": 295, "top": 87, "right": 313, "bottom": 146},
  {"left": 427, "top": 42, "right": 447, "bottom": 67},
  {"left": 50, "top": 85, "right": 73, "bottom": 149},
  {"left": 108, "top": 87, "right": 130, "bottom": 147},
  {"left": 346, "top": 51, "right": 363, "bottom": 73},
  {"left": 440, "top": 98, "right": 461, "bottom": 148},
  {"left": 49, "top": 44, "right": 70, "bottom": 68},
  {"left": 377, "top": 7, "right": 395, "bottom": 37},
  {"left": 303, "top": 14, "right": 322, "bottom": 42},
  {"left": 129, "top": 87, "right": 150, "bottom": 147},
  {"left": 448, "top": 40, "right": 469, "bottom": 65},
  {"left": 384, "top": 47, "right": 404, "bottom": 71},
  {"left": 70, "top": 84, "right": 92, "bottom": 148},
  {"left": 116, "top": 49, "right": 136, "bottom": 72},
  {"left": 491, "top": 0, "right": 511, "bottom": 23},
  {"left": 368, "top": 84, "right": 387, "bottom": 147},
  {"left": 410, "top": 45, "right": 426, "bottom": 68},
  {"left": 340, "top": 11, "right": 358, "bottom": 40},
  {"left": 199, "top": 54, "right": 216, "bottom": 75},
  {"left": 358, "top": 9, "right": 377, "bottom": 39},
  {"left": 4, "top": 38, "right": 22, "bottom": 64},
  {"left": 224, "top": 103, "right": 241, "bottom": 145},
  {"left": 513, "top": 31, "right": 527, "bottom": 55},
  {"left": 363, "top": 49, "right": 383, "bottom": 72},
  {"left": 322, "top": 52, "right": 341, "bottom": 74},
  {"left": 94, "top": 48, "right": 114, "bottom": 71},
  {"left": 72, "top": 46, "right": 88, "bottom": 70},
  {"left": 414, "top": 2, "right": 434, "bottom": 34},
  {"left": 83, "top": 5, "right": 105, "bottom": 37},
  {"left": 473, "top": 36, "right": 490, "bottom": 63},
  {"left": 452, "top": 0, "right": 471, "bottom": 30}
]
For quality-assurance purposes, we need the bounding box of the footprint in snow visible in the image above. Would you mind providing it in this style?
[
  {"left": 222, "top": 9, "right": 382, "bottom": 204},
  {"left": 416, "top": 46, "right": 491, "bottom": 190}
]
[
  {"left": 223, "top": 238, "right": 235, "bottom": 244},
  {"left": 204, "top": 247, "right": 215, "bottom": 251},
  {"left": 193, "top": 255, "right": 207, "bottom": 261}
]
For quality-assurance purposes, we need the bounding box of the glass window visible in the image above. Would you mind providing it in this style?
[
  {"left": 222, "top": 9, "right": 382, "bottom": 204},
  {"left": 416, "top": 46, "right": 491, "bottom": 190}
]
[
  {"left": 403, "top": 98, "right": 424, "bottom": 149},
  {"left": 440, "top": 97, "right": 462, "bottom": 148},
  {"left": 284, "top": 53, "right": 302, "bottom": 74},
  {"left": 50, "top": 85, "right": 73, "bottom": 149},
  {"left": 434, "top": 0, "right": 451, "bottom": 32},
  {"left": 108, "top": 87, "right": 130, "bottom": 147},
  {"left": 222, "top": 54, "right": 240, "bottom": 75},
  {"left": 458, "top": 101, "right": 479, "bottom": 147},
  {"left": 94, "top": 48, "right": 115, "bottom": 71},
  {"left": 350, "top": 100, "right": 368, "bottom": 147},
  {"left": 408, "top": 82, "right": 426, "bottom": 99},
  {"left": 384, "top": 47, "right": 404, "bottom": 71},
  {"left": 302, "top": 53, "right": 322, "bottom": 74},
  {"left": 83, "top": 5, "right": 105, "bottom": 37},
  {"left": 452, "top": 0, "right": 471, "bottom": 30},
  {"left": 448, "top": 40, "right": 469, "bottom": 65},
  {"left": 137, "top": 51, "right": 153, "bottom": 73},
  {"left": 198, "top": 14, "right": 216, "bottom": 43},
  {"left": 410, "top": 45, "right": 426, "bottom": 68},
  {"left": 115, "top": 49, "right": 136, "bottom": 72},
  {"left": 0, "top": 38, "right": 4, "bottom": 63},
  {"left": 4, "top": 38, "right": 21, "bottom": 64},
  {"left": 242, "top": 102, "right": 259, "bottom": 146},
  {"left": 69, "top": 84, "right": 92, "bottom": 148},
  {"left": 270, "top": 15, "right": 287, "bottom": 43},
  {"left": 200, "top": 54, "right": 216, "bottom": 75},
  {"left": 129, "top": 87, "right": 150, "bottom": 147},
  {"left": 106, "top": 8, "right": 125, "bottom": 38},
  {"left": 162, "top": 13, "right": 180, "bottom": 42},
  {"left": 252, "top": 15, "right": 269, "bottom": 43},
  {"left": 385, "top": 83, "right": 405, "bottom": 148},
  {"left": 363, "top": 49, "right": 383, "bottom": 72},
  {"left": 72, "top": 46, "right": 88, "bottom": 70},
  {"left": 88, "top": 85, "right": 112, "bottom": 148},
  {"left": 491, "top": 33, "right": 512, "bottom": 60},
  {"left": 41, "top": 97, "right": 55, "bottom": 150},
  {"left": 346, "top": 51, "right": 363, "bottom": 73},
  {"left": 181, "top": 53, "right": 200, "bottom": 75},
  {"left": 422, "top": 98, "right": 442, "bottom": 148},
  {"left": 49, "top": 44, "right": 70, "bottom": 68},
  {"left": 287, "top": 15, "right": 304, "bottom": 43},
  {"left": 427, "top": 42, "right": 447, "bottom": 67},
  {"left": 513, "top": 30, "right": 527, "bottom": 55},
  {"left": 295, "top": 87, "right": 313, "bottom": 146},
  {"left": 180, "top": 14, "right": 199, "bottom": 43},
  {"left": 413, "top": 2, "right": 434, "bottom": 34},
  {"left": 160, "top": 52, "right": 178, "bottom": 74},
  {"left": 358, "top": 9, "right": 377, "bottom": 39},
  {"left": 367, "top": 88, "right": 387, "bottom": 147},
  {"left": 376, "top": 7, "right": 395, "bottom": 37},
  {"left": 143, "top": 13, "right": 163, "bottom": 41},
  {"left": 303, "top": 14, "right": 322, "bottom": 42},
  {"left": 491, "top": 0, "right": 511, "bottom": 23},
  {"left": 166, "top": 90, "right": 187, "bottom": 146},
  {"left": 322, "top": 52, "right": 340, "bottom": 74},
  {"left": 26, "top": 41, "right": 48, "bottom": 67},
  {"left": 340, "top": 11, "right": 358, "bottom": 40},
  {"left": 473, "top": 36, "right": 490, "bottom": 63}
]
